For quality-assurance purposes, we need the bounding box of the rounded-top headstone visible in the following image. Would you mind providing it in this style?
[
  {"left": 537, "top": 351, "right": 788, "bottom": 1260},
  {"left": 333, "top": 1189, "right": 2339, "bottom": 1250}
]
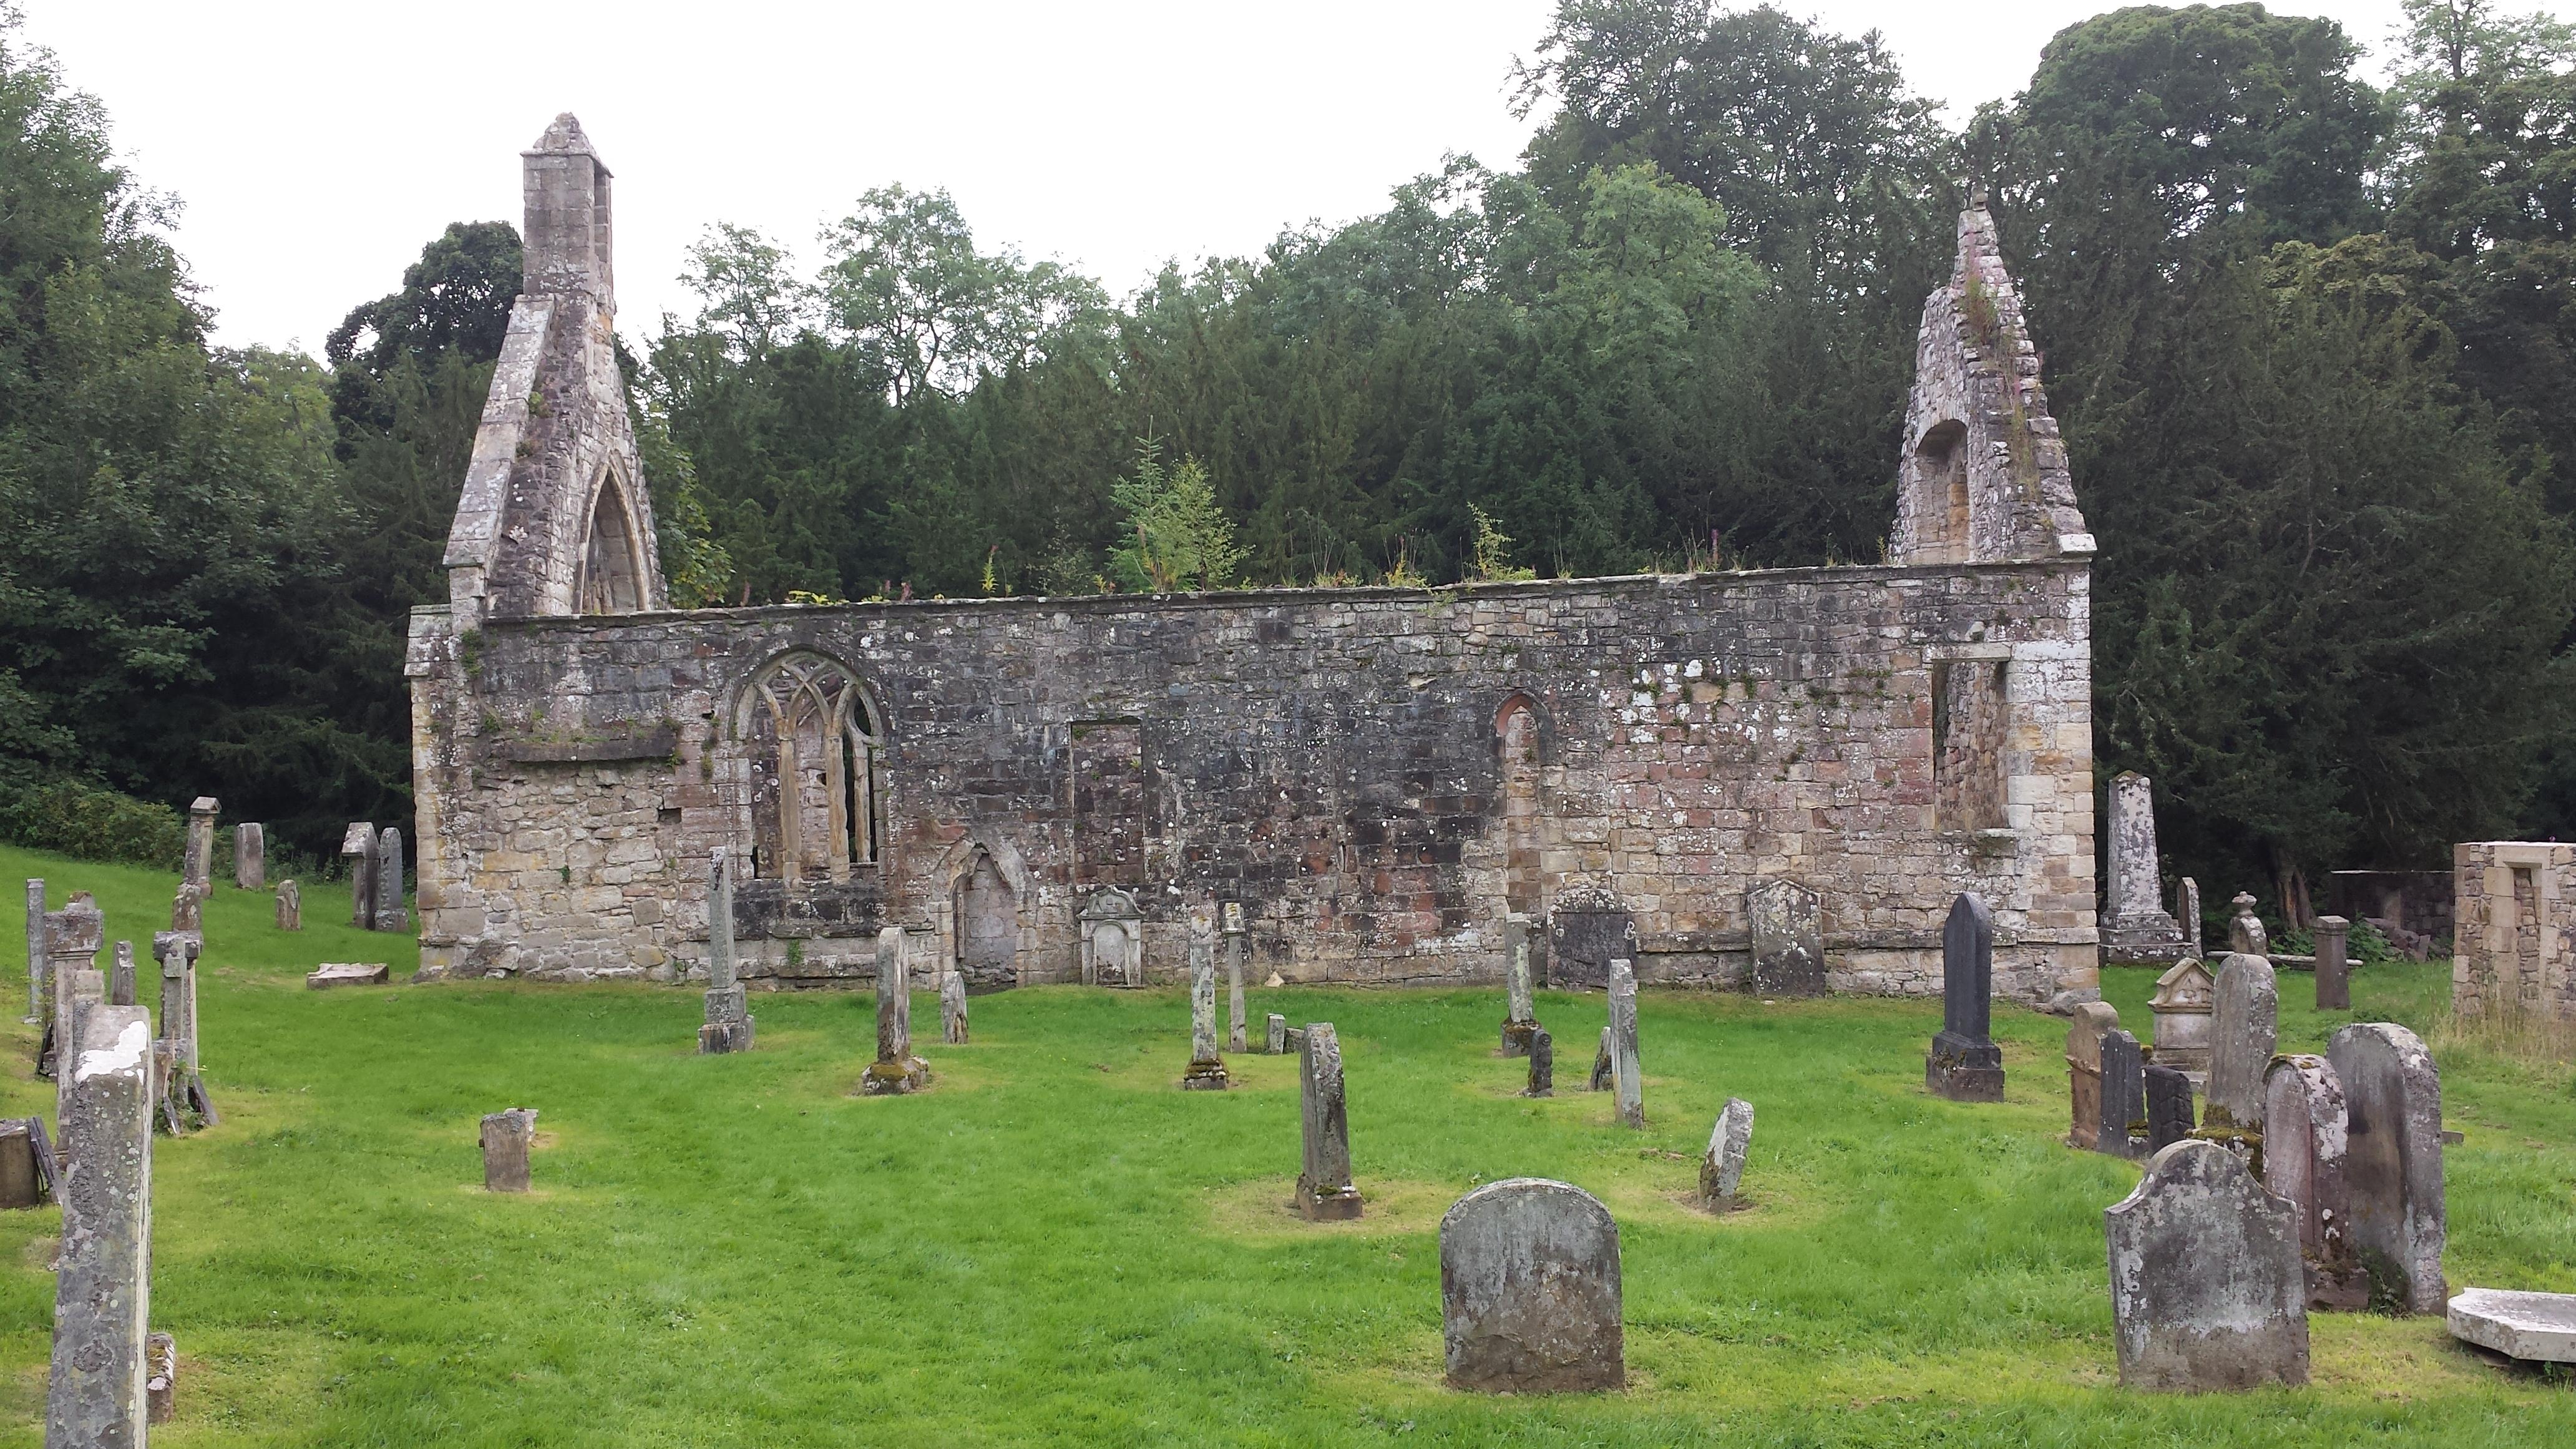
[
  {"left": 1440, "top": 1178, "right": 1624, "bottom": 1392},
  {"left": 2104, "top": 1139, "right": 2310, "bottom": 1390}
]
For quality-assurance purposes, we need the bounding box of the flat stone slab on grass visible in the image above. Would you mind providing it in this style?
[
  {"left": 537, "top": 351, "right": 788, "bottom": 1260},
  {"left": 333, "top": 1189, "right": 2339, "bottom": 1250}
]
[
  {"left": 306, "top": 964, "right": 391, "bottom": 989},
  {"left": 2449, "top": 1289, "right": 2576, "bottom": 1362}
]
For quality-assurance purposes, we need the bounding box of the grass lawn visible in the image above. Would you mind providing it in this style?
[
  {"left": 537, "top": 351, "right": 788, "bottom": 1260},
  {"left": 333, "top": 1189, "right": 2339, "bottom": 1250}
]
[{"left": 2, "top": 841, "right": 2572, "bottom": 1445}]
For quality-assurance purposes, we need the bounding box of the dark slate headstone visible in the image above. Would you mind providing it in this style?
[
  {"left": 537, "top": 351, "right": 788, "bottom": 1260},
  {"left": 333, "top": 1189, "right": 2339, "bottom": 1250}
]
[
  {"left": 2144, "top": 1065, "right": 2197, "bottom": 1153},
  {"left": 1440, "top": 1178, "right": 1624, "bottom": 1392},
  {"left": 1546, "top": 887, "right": 1635, "bottom": 991},
  {"left": 2098, "top": 1029, "right": 2146, "bottom": 1159},
  {"left": 1748, "top": 878, "right": 1826, "bottom": 997},
  {"left": 1926, "top": 892, "right": 2003, "bottom": 1101}
]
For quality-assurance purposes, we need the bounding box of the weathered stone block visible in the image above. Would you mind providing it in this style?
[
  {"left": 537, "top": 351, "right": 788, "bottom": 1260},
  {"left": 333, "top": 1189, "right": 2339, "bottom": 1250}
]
[
  {"left": 307, "top": 963, "right": 391, "bottom": 990},
  {"left": 480, "top": 1108, "right": 537, "bottom": 1192},
  {"left": 2065, "top": 1000, "right": 2119, "bottom": 1148},
  {"left": 2449, "top": 1288, "right": 2576, "bottom": 1363},
  {"left": 2263, "top": 1053, "right": 2366, "bottom": 1310}
]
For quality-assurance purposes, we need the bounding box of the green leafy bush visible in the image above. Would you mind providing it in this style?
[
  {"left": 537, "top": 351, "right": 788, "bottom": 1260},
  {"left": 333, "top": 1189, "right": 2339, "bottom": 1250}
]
[{"left": 0, "top": 777, "right": 186, "bottom": 869}]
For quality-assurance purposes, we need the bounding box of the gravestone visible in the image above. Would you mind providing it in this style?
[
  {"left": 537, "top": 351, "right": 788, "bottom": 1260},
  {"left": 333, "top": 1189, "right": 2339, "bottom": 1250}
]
[
  {"left": 2313, "top": 915, "right": 2351, "bottom": 1012},
  {"left": 2144, "top": 1065, "right": 2196, "bottom": 1152},
  {"left": 480, "top": 1108, "right": 537, "bottom": 1191},
  {"left": 2448, "top": 1289, "right": 2576, "bottom": 1364},
  {"left": 2099, "top": 1029, "right": 2146, "bottom": 1159},
  {"left": 1587, "top": 1027, "right": 1614, "bottom": 1093},
  {"left": 1266, "top": 1013, "right": 1287, "bottom": 1054},
  {"left": 1747, "top": 878, "right": 1825, "bottom": 997},
  {"left": 2263, "top": 1053, "right": 2367, "bottom": 1310},
  {"left": 699, "top": 847, "right": 754, "bottom": 1055},
  {"left": 1926, "top": 892, "right": 2004, "bottom": 1100},
  {"left": 2202, "top": 953, "right": 2279, "bottom": 1134},
  {"left": 340, "top": 822, "right": 378, "bottom": 930},
  {"left": 306, "top": 963, "right": 389, "bottom": 988},
  {"left": 2327, "top": 1023, "right": 2446, "bottom": 1315},
  {"left": 2178, "top": 876, "right": 2202, "bottom": 957},
  {"left": 183, "top": 796, "right": 218, "bottom": 891},
  {"left": 1546, "top": 886, "right": 1635, "bottom": 990},
  {"left": 375, "top": 826, "right": 409, "bottom": 934},
  {"left": 1701, "top": 1098, "right": 1753, "bottom": 1211},
  {"left": 106, "top": 942, "right": 134, "bottom": 1008},
  {"left": 145, "top": 1332, "right": 176, "bottom": 1425},
  {"left": 1608, "top": 959, "right": 1643, "bottom": 1128},
  {"left": 1440, "top": 1178, "right": 1624, "bottom": 1392},
  {"left": 1295, "top": 1022, "right": 1362, "bottom": 1220},
  {"left": 1499, "top": 913, "right": 1539, "bottom": 1056},
  {"left": 151, "top": 931, "right": 212, "bottom": 1131},
  {"left": 2228, "top": 892, "right": 2268, "bottom": 955},
  {"left": 168, "top": 882, "right": 202, "bottom": 935},
  {"left": 940, "top": 970, "right": 969, "bottom": 1045},
  {"left": 2148, "top": 957, "right": 2216, "bottom": 1081},
  {"left": 2065, "top": 1001, "right": 2120, "bottom": 1149},
  {"left": 1525, "top": 1027, "right": 1553, "bottom": 1097},
  {"left": 2104, "top": 1139, "right": 2310, "bottom": 1391},
  {"left": 39, "top": 894, "right": 104, "bottom": 1081},
  {"left": 22, "top": 878, "right": 41, "bottom": 1022},
  {"left": 234, "top": 821, "right": 265, "bottom": 891},
  {"left": 1181, "top": 904, "right": 1227, "bottom": 1090},
  {"left": 1224, "top": 904, "right": 1247, "bottom": 1053},
  {"left": 2102, "top": 773, "right": 2189, "bottom": 964},
  {"left": 46, "top": 1005, "right": 154, "bottom": 1448},
  {"left": 1078, "top": 887, "right": 1141, "bottom": 987},
  {"left": 274, "top": 879, "right": 301, "bottom": 931},
  {"left": 862, "top": 927, "right": 928, "bottom": 1095},
  {"left": 0, "top": 1119, "right": 44, "bottom": 1209}
]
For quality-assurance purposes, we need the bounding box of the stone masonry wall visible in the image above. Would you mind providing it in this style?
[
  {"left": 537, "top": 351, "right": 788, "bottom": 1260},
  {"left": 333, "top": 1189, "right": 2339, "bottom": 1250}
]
[
  {"left": 406, "top": 562, "right": 2098, "bottom": 1003},
  {"left": 2453, "top": 841, "right": 2574, "bottom": 1018}
]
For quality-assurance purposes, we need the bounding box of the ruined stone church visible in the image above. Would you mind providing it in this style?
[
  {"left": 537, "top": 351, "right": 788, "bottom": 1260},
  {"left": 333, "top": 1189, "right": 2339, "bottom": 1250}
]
[{"left": 406, "top": 116, "right": 2102, "bottom": 1004}]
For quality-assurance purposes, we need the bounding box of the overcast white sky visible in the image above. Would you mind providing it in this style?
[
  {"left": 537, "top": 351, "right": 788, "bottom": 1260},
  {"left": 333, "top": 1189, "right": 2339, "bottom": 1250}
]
[{"left": 22, "top": 0, "right": 2422, "bottom": 354}]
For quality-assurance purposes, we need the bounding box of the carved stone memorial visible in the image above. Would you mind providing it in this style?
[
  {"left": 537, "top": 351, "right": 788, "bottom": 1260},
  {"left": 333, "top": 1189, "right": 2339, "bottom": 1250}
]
[
  {"left": 699, "top": 846, "right": 754, "bottom": 1054},
  {"left": 2065, "top": 1001, "right": 2119, "bottom": 1149},
  {"left": 2263, "top": 1053, "right": 2367, "bottom": 1310},
  {"left": 1701, "top": 1098, "right": 1753, "bottom": 1211},
  {"left": 1500, "top": 913, "right": 1539, "bottom": 1056},
  {"left": 2104, "top": 1140, "right": 2310, "bottom": 1391},
  {"left": 1181, "top": 904, "right": 1228, "bottom": 1091},
  {"left": 1926, "top": 892, "right": 2003, "bottom": 1101},
  {"left": 480, "top": 1108, "right": 537, "bottom": 1191},
  {"left": 340, "top": 822, "right": 378, "bottom": 930},
  {"left": 1295, "top": 1022, "right": 1362, "bottom": 1221},
  {"left": 1078, "top": 887, "right": 1141, "bottom": 987},
  {"left": 2327, "top": 1022, "right": 2446, "bottom": 1314},
  {"left": 2098, "top": 1028, "right": 2146, "bottom": 1159},
  {"left": 1546, "top": 886, "right": 1635, "bottom": 991},
  {"left": 1440, "top": 1178, "right": 1624, "bottom": 1393},
  {"left": 1747, "top": 878, "right": 1825, "bottom": 997},
  {"left": 46, "top": 1005, "right": 154, "bottom": 1448}
]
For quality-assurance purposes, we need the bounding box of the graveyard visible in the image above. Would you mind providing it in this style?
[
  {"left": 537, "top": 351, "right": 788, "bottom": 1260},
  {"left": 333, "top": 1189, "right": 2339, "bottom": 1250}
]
[{"left": 5, "top": 840, "right": 2573, "bottom": 1446}]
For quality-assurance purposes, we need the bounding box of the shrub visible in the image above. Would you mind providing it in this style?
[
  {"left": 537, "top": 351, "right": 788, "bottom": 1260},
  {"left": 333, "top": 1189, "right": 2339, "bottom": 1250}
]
[{"left": 0, "top": 776, "right": 187, "bottom": 870}]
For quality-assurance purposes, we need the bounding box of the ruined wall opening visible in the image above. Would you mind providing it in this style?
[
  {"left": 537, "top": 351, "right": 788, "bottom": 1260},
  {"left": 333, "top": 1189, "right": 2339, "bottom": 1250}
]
[
  {"left": 1910, "top": 421, "right": 1970, "bottom": 565},
  {"left": 1497, "top": 696, "right": 1545, "bottom": 919},
  {"left": 740, "top": 652, "right": 882, "bottom": 884},
  {"left": 2512, "top": 866, "right": 2541, "bottom": 1008},
  {"left": 578, "top": 471, "right": 645, "bottom": 614},
  {"left": 1931, "top": 658, "right": 2008, "bottom": 832}
]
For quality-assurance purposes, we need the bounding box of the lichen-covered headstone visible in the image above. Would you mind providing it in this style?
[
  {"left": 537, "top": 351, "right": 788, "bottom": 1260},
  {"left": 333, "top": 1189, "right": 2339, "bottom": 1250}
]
[
  {"left": 1587, "top": 1026, "right": 1614, "bottom": 1093},
  {"left": 2263, "top": 1053, "right": 2366, "bottom": 1309},
  {"left": 1500, "top": 913, "right": 1539, "bottom": 1056},
  {"left": 1608, "top": 958, "right": 1643, "bottom": 1128},
  {"left": 109, "top": 942, "right": 135, "bottom": 1008},
  {"left": 183, "top": 796, "right": 218, "bottom": 892},
  {"left": 168, "top": 882, "right": 201, "bottom": 935},
  {"left": 2313, "top": 915, "right": 2351, "bottom": 1012},
  {"left": 274, "top": 879, "right": 301, "bottom": 931},
  {"left": 2102, "top": 773, "right": 2188, "bottom": 964},
  {"left": 940, "top": 970, "right": 969, "bottom": 1045},
  {"left": 1525, "top": 1027, "right": 1553, "bottom": 1098},
  {"left": 1440, "top": 1178, "right": 1624, "bottom": 1392},
  {"left": 2327, "top": 1023, "right": 2446, "bottom": 1314},
  {"left": 375, "top": 826, "right": 409, "bottom": 934},
  {"left": 2104, "top": 1139, "right": 2310, "bottom": 1391},
  {"left": 1747, "top": 877, "right": 1825, "bottom": 997},
  {"left": 1181, "top": 903, "right": 1227, "bottom": 1091},
  {"left": 1926, "top": 892, "right": 2003, "bottom": 1100},
  {"left": 46, "top": 1005, "right": 154, "bottom": 1448},
  {"left": 1295, "top": 1022, "right": 1361, "bottom": 1220},
  {"left": 233, "top": 821, "right": 265, "bottom": 891},
  {"left": 2148, "top": 957, "right": 2215, "bottom": 1080},
  {"left": 2144, "top": 1064, "right": 2196, "bottom": 1152},
  {"left": 2227, "top": 892, "right": 2268, "bottom": 955},
  {"left": 480, "top": 1108, "right": 537, "bottom": 1191},
  {"left": 2098, "top": 1029, "right": 2146, "bottom": 1159},
  {"left": 2065, "top": 1001, "right": 2120, "bottom": 1148},
  {"left": 2202, "top": 953, "right": 2278, "bottom": 1134},
  {"left": 340, "top": 822, "right": 378, "bottom": 930},
  {"left": 698, "top": 847, "right": 753, "bottom": 1055},
  {"left": 1546, "top": 886, "right": 1634, "bottom": 990},
  {"left": 1701, "top": 1098, "right": 1753, "bottom": 1211},
  {"left": 145, "top": 1331, "right": 176, "bottom": 1425},
  {"left": 861, "top": 928, "right": 927, "bottom": 1095},
  {"left": 39, "top": 894, "right": 104, "bottom": 1081},
  {"left": 2178, "top": 876, "right": 2202, "bottom": 959},
  {"left": 1266, "top": 1013, "right": 1287, "bottom": 1054}
]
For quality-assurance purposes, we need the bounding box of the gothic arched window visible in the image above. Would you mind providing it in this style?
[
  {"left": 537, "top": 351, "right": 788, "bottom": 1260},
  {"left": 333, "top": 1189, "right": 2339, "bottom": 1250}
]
[{"left": 740, "top": 652, "right": 882, "bottom": 882}]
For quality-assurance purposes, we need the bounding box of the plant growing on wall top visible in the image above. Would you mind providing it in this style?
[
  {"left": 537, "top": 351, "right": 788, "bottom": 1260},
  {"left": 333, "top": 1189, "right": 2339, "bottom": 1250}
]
[{"left": 1108, "top": 440, "right": 1244, "bottom": 593}]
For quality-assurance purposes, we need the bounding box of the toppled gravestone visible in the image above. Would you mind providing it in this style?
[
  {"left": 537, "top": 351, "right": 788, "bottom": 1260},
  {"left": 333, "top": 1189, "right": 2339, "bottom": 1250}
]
[
  {"left": 2104, "top": 1139, "right": 2310, "bottom": 1391},
  {"left": 47, "top": 1005, "right": 155, "bottom": 1448},
  {"left": 1440, "top": 1178, "right": 1624, "bottom": 1392},
  {"left": 2448, "top": 1289, "right": 2576, "bottom": 1364},
  {"left": 306, "top": 963, "right": 390, "bottom": 990},
  {"left": 2328, "top": 1022, "right": 2446, "bottom": 1314}
]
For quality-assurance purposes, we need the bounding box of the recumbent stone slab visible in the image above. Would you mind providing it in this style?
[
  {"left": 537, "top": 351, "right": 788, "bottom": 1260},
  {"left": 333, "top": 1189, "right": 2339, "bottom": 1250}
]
[
  {"left": 306, "top": 963, "right": 391, "bottom": 990},
  {"left": 2104, "top": 1139, "right": 2310, "bottom": 1392},
  {"left": 1440, "top": 1178, "right": 1624, "bottom": 1392},
  {"left": 2448, "top": 1288, "right": 2576, "bottom": 1363}
]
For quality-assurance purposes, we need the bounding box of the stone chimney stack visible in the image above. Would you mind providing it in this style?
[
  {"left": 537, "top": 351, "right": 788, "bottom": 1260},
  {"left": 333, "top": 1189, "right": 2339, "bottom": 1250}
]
[{"left": 522, "top": 114, "right": 613, "bottom": 308}]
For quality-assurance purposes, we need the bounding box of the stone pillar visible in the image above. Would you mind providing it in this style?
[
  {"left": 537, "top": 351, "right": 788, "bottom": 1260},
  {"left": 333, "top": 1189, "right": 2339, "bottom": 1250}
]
[
  {"left": 1181, "top": 904, "right": 1227, "bottom": 1090},
  {"left": 1608, "top": 959, "right": 1642, "bottom": 1128},
  {"left": 2104, "top": 1140, "right": 2308, "bottom": 1390},
  {"left": 940, "top": 970, "right": 969, "bottom": 1045},
  {"left": 340, "top": 822, "right": 378, "bottom": 930},
  {"left": 1265, "top": 1013, "right": 1287, "bottom": 1055},
  {"left": 109, "top": 942, "right": 135, "bottom": 1008},
  {"left": 1500, "top": 914, "right": 1538, "bottom": 1056},
  {"left": 46, "top": 1004, "right": 154, "bottom": 1448},
  {"left": 1525, "top": 1027, "right": 1553, "bottom": 1098},
  {"left": 1440, "top": 1178, "right": 1624, "bottom": 1392},
  {"left": 1224, "top": 905, "right": 1247, "bottom": 1053},
  {"left": 1700, "top": 1098, "right": 1753, "bottom": 1211},
  {"left": 1747, "top": 878, "right": 1825, "bottom": 997},
  {"left": 151, "top": 932, "right": 201, "bottom": 1073},
  {"left": 375, "top": 826, "right": 409, "bottom": 934},
  {"left": 2179, "top": 877, "right": 2203, "bottom": 958},
  {"left": 2145, "top": 1065, "right": 2196, "bottom": 1152},
  {"left": 480, "top": 1108, "right": 537, "bottom": 1191},
  {"left": 861, "top": 927, "right": 926, "bottom": 1095},
  {"left": 168, "top": 882, "right": 201, "bottom": 935},
  {"left": 2228, "top": 892, "right": 2269, "bottom": 955},
  {"left": 2065, "top": 1001, "right": 2119, "bottom": 1149},
  {"left": 182, "top": 796, "right": 218, "bottom": 892},
  {"left": 1928, "top": 892, "right": 2004, "bottom": 1100},
  {"left": 2102, "top": 773, "right": 2187, "bottom": 963},
  {"left": 2202, "top": 953, "right": 2279, "bottom": 1135},
  {"left": 2326, "top": 1023, "right": 2446, "bottom": 1314},
  {"left": 234, "top": 822, "right": 265, "bottom": 891},
  {"left": 1294, "top": 1022, "right": 1361, "bottom": 1220},
  {"left": 24, "top": 878, "right": 42, "bottom": 1023},
  {"left": 2313, "top": 915, "right": 2351, "bottom": 1012},
  {"left": 698, "top": 847, "right": 753, "bottom": 1055},
  {"left": 2099, "top": 1029, "right": 2146, "bottom": 1159},
  {"left": 275, "top": 879, "right": 301, "bottom": 931},
  {"left": 2263, "top": 1053, "right": 2366, "bottom": 1310}
]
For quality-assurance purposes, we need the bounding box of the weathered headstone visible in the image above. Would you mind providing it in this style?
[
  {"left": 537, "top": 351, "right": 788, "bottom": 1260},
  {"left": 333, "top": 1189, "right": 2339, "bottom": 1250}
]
[
  {"left": 2178, "top": 876, "right": 2202, "bottom": 958},
  {"left": 306, "top": 962, "right": 390, "bottom": 989},
  {"left": 2263, "top": 1053, "right": 2367, "bottom": 1310},
  {"left": 2448, "top": 1289, "right": 2576, "bottom": 1364},
  {"left": 861, "top": 927, "right": 927, "bottom": 1095},
  {"left": 1700, "top": 1098, "right": 1753, "bottom": 1211},
  {"left": 108, "top": 942, "right": 135, "bottom": 1008},
  {"left": 940, "top": 970, "right": 969, "bottom": 1045},
  {"left": 0, "top": 1118, "right": 47, "bottom": 1209},
  {"left": 1607, "top": 958, "right": 1644, "bottom": 1128},
  {"left": 341, "top": 822, "right": 378, "bottom": 930},
  {"left": 1546, "top": 886, "right": 1635, "bottom": 990},
  {"left": 1295, "top": 1022, "right": 1362, "bottom": 1220},
  {"left": 1525, "top": 1027, "right": 1553, "bottom": 1097},
  {"left": 1440, "top": 1178, "right": 1624, "bottom": 1392},
  {"left": 480, "top": 1108, "right": 537, "bottom": 1191},
  {"left": 2147, "top": 957, "right": 2215, "bottom": 1081},
  {"left": 2104, "top": 1139, "right": 2310, "bottom": 1391},
  {"left": 150, "top": 929, "right": 212, "bottom": 1132},
  {"left": 2102, "top": 773, "right": 2188, "bottom": 964},
  {"left": 47, "top": 1005, "right": 154, "bottom": 1447},
  {"left": 24, "top": 877, "right": 44, "bottom": 1023},
  {"left": 274, "top": 879, "right": 301, "bottom": 931},
  {"left": 1747, "top": 877, "right": 1825, "bottom": 997},
  {"left": 233, "top": 821, "right": 265, "bottom": 891},
  {"left": 698, "top": 847, "right": 754, "bottom": 1055},
  {"left": 2144, "top": 1065, "right": 2196, "bottom": 1152},
  {"left": 2099, "top": 1029, "right": 2146, "bottom": 1159},
  {"left": 39, "top": 894, "right": 104, "bottom": 1081},
  {"left": 2313, "top": 915, "right": 2351, "bottom": 1012},
  {"left": 1266, "top": 1013, "right": 1287, "bottom": 1055},
  {"left": 1587, "top": 1026, "right": 1614, "bottom": 1093},
  {"left": 2327, "top": 1022, "right": 2446, "bottom": 1315},
  {"left": 182, "top": 796, "right": 218, "bottom": 891},
  {"left": 145, "top": 1331, "right": 177, "bottom": 1425},
  {"left": 1181, "top": 903, "right": 1228, "bottom": 1090},
  {"left": 2228, "top": 892, "right": 2268, "bottom": 956},
  {"left": 1224, "top": 905, "right": 1247, "bottom": 1053},
  {"left": 2202, "top": 952, "right": 2278, "bottom": 1134},
  {"left": 375, "top": 826, "right": 408, "bottom": 934},
  {"left": 2065, "top": 1001, "right": 2120, "bottom": 1149},
  {"left": 1499, "top": 913, "right": 1539, "bottom": 1056},
  {"left": 168, "top": 881, "right": 202, "bottom": 935},
  {"left": 1077, "top": 887, "right": 1141, "bottom": 987},
  {"left": 1926, "top": 892, "right": 2004, "bottom": 1100}
]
